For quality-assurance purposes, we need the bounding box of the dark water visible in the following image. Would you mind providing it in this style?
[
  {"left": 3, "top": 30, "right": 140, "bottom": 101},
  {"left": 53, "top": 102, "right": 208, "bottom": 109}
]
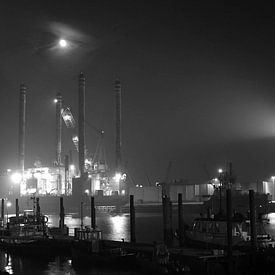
[{"left": 1, "top": 211, "right": 275, "bottom": 274}]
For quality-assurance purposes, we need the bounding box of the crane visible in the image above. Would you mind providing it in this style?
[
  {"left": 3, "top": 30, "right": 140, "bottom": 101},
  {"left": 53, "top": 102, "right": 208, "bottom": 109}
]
[{"left": 61, "top": 106, "right": 107, "bottom": 172}]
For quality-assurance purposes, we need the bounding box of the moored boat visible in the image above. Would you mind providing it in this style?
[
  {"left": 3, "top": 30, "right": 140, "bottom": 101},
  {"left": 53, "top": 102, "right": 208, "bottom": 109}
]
[
  {"left": 183, "top": 213, "right": 275, "bottom": 250},
  {"left": 71, "top": 226, "right": 136, "bottom": 269},
  {"left": 0, "top": 200, "right": 72, "bottom": 256}
]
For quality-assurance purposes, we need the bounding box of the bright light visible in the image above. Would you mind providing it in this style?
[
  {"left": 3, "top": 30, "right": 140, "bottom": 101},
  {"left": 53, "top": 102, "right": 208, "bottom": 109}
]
[
  {"left": 72, "top": 135, "right": 79, "bottom": 142},
  {"left": 218, "top": 169, "right": 223, "bottom": 174},
  {"left": 59, "top": 39, "right": 68, "bottom": 48},
  {"left": 63, "top": 114, "right": 71, "bottom": 121},
  {"left": 113, "top": 173, "right": 122, "bottom": 183},
  {"left": 11, "top": 172, "right": 21, "bottom": 184},
  {"left": 110, "top": 215, "right": 127, "bottom": 236},
  {"left": 85, "top": 159, "right": 92, "bottom": 166},
  {"left": 70, "top": 164, "right": 75, "bottom": 171},
  {"left": 271, "top": 176, "right": 275, "bottom": 181},
  {"left": 54, "top": 99, "right": 58, "bottom": 103},
  {"left": 84, "top": 189, "right": 90, "bottom": 195},
  {"left": 6, "top": 201, "right": 12, "bottom": 208}
]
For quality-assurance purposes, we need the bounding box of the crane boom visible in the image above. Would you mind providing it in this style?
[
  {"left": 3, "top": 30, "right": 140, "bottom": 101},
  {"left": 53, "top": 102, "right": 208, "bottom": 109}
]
[{"left": 61, "top": 107, "right": 76, "bottom": 128}]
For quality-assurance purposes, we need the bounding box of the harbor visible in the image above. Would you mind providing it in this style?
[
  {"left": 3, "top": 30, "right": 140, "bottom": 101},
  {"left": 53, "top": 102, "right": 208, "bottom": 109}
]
[
  {"left": 0, "top": 1, "right": 274, "bottom": 274},
  {"left": 0, "top": 189, "right": 275, "bottom": 274}
]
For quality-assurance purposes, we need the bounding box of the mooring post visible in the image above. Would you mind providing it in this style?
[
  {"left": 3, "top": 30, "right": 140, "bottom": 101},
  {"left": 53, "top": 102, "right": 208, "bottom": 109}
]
[
  {"left": 15, "top": 198, "right": 19, "bottom": 221},
  {"left": 162, "top": 195, "right": 168, "bottom": 245},
  {"left": 80, "top": 202, "right": 84, "bottom": 229},
  {"left": 91, "top": 196, "right": 96, "bottom": 229},
  {"left": 1, "top": 199, "right": 4, "bottom": 222},
  {"left": 130, "top": 195, "right": 136, "bottom": 243},
  {"left": 36, "top": 198, "right": 40, "bottom": 218},
  {"left": 59, "top": 197, "right": 65, "bottom": 229},
  {"left": 249, "top": 189, "right": 257, "bottom": 250},
  {"left": 178, "top": 193, "right": 184, "bottom": 247},
  {"left": 162, "top": 195, "right": 173, "bottom": 246},
  {"left": 207, "top": 207, "right": 211, "bottom": 218},
  {"left": 169, "top": 198, "right": 173, "bottom": 245},
  {"left": 226, "top": 189, "right": 233, "bottom": 274}
]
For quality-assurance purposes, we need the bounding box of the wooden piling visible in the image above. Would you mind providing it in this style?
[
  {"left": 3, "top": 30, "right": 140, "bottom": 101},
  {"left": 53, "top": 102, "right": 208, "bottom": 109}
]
[
  {"left": 162, "top": 195, "right": 173, "bottom": 246},
  {"left": 249, "top": 189, "right": 257, "bottom": 249},
  {"left": 178, "top": 193, "right": 184, "bottom": 247},
  {"left": 1, "top": 199, "right": 4, "bottom": 221},
  {"left": 226, "top": 189, "right": 233, "bottom": 274},
  {"left": 130, "top": 195, "right": 136, "bottom": 243},
  {"left": 80, "top": 202, "right": 84, "bottom": 229},
  {"left": 91, "top": 196, "right": 96, "bottom": 229},
  {"left": 59, "top": 197, "right": 65, "bottom": 229},
  {"left": 15, "top": 199, "right": 19, "bottom": 220},
  {"left": 36, "top": 198, "right": 40, "bottom": 217}
]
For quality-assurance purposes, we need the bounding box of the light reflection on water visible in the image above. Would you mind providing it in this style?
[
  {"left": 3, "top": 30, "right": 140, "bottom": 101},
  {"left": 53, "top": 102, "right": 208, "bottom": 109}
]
[
  {"left": 0, "top": 251, "right": 12, "bottom": 274},
  {"left": 0, "top": 253, "right": 142, "bottom": 275},
  {"left": 47, "top": 213, "right": 131, "bottom": 241},
  {"left": 266, "top": 213, "right": 275, "bottom": 236},
  {"left": 47, "top": 212, "right": 164, "bottom": 243}
]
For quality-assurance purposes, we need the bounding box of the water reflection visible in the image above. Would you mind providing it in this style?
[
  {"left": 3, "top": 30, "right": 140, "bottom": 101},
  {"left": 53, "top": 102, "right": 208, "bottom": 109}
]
[
  {"left": 46, "top": 257, "right": 76, "bottom": 275},
  {"left": 0, "top": 251, "right": 12, "bottom": 274},
  {"left": 0, "top": 253, "right": 143, "bottom": 275},
  {"left": 47, "top": 213, "right": 130, "bottom": 241},
  {"left": 109, "top": 215, "right": 128, "bottom": 240},
  {"left": 5, "top": 254, "right": 13, "bottom": 274},
  {"left": 266, "top": 213, "right": 275, "bottom": 236}
]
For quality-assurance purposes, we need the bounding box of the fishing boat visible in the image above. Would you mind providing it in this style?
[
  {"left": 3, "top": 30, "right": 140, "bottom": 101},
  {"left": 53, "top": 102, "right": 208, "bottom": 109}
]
[
  {"left": 0, "top": 199, "right": 71, "bottom": 256},
  {"left": 0, "top": 197, "right": 49, "bottom": 241},
  {"left": 5, "top": 209, "right": 48, "bottom": 238},
  {"left": 183, "top": 213, "right": 275, "bottom": 250},
  {"left": 203, "top": 187, "right": 270, "bottom": 218}
]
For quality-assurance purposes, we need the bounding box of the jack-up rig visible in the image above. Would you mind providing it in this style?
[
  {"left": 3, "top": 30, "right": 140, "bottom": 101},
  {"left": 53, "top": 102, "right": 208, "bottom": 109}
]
[{"left": 3, "top": 74, "right": 127, "bottom": 210}]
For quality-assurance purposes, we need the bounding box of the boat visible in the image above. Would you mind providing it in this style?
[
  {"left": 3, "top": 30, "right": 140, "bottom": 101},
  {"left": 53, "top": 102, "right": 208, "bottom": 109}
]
[
  {"left": 203, "top": 187, "right": 270, "bottom": 218},
  {"left": 183, "top": 213, "right": 275, "bottom": 250},
  {"left": 0, "top": 197, "right": 50, "bottom": 241},
  {"left": 71, "top": 226, "right": 137, "bottom": 269},
  {"left": 0, "top": 199, "right": 71, "bottom": 256},
  {"left": 5, "top": 209, "right": 49, "bottom": 238}
]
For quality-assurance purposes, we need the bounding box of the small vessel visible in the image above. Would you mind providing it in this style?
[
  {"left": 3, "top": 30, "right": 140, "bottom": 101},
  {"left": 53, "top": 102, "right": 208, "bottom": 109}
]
[
  {"left": 71, "top": 226, "right": 136, "bottom": 269},
  {"left": 5, "top": 209, "right": 49, "bottom": 239},
  {"left": 0, "top": 198, "right": 71, "bottom": 256},
  {"left": 184, "top": 213, "right": 275, "bottom": 250},
  {"left": 203, "top": 188, "right": 270, "bottom": 218},
  {"left": 0, "top": 197, "right": 49, "bottom": 241},
  {"left": 203, "top": 163, "right": 270, "bottom": 217}
]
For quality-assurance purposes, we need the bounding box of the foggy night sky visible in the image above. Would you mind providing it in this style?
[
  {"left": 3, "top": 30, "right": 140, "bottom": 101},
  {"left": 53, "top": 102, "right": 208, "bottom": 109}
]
[{"left": 0, "top": 1, "right": 274, "bottom": 185}]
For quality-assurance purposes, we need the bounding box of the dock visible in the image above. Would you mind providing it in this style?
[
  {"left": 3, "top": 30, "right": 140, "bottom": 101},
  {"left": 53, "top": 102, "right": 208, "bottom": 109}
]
[{"left": 1, "top": 193, "right": 275, "bottom": 275}]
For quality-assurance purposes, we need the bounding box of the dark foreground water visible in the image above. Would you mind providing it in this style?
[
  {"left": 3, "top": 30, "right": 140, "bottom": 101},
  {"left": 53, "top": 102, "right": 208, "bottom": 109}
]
[{"left": 1, "top": 212, "right": 275, "bottom": 274}]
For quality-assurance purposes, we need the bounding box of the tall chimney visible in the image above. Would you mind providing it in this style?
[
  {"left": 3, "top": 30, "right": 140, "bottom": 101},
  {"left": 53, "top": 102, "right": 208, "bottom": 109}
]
[
  {"left": 19, "top": 84, "right": 26, "bottom": 179},
  {"left": 115, "top": 79, "right": 122, "bottom": 172},
  {"left": 78, "top": 72, "right": 86, "bottom": 177},
  {"left": 56, "top": 92, "right": 62, "bottom": 165}
]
